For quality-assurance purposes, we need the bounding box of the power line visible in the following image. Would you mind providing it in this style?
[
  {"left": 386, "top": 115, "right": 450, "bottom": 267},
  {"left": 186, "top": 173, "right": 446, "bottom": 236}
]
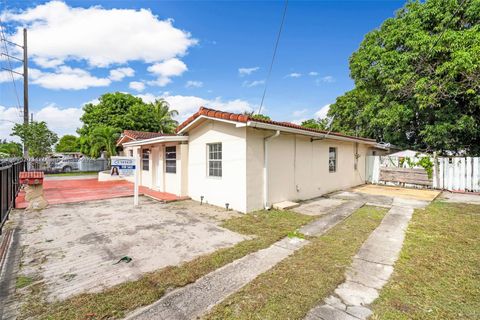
[
  {"left": 257, "top": 0, "right": 288, "bottom": 115},
  {"left": 0, "top": 16, "right": 23, "bottom": 118}
]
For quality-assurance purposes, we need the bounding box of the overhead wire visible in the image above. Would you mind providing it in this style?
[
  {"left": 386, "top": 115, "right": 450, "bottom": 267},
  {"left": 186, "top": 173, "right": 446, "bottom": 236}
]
[
  {"left": 0, "top": 0, "right": 23, "bottom": 119},
  {"left": 257, "top": 0, "right": 288, "bottom": 115}
]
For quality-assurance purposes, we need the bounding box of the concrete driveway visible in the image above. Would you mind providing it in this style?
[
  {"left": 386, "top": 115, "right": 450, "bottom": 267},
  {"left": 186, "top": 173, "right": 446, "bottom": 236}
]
[{"left": 15, "top": 197, "right": 247, "bottom": 301}]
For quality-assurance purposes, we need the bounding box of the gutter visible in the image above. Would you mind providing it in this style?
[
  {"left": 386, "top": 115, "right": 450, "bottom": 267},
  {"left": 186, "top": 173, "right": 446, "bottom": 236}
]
[
  {"left": 263, "top": 130, "right": 280, "bottom": 209},
  {"left": 247, "top": 121, "right": 376, "bottom": 145}
]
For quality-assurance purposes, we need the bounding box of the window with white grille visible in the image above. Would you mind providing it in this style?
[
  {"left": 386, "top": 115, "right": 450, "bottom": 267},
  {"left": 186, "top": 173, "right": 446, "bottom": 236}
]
[{"left": 207, "top": 143, "right": 222, "bottom": 177}]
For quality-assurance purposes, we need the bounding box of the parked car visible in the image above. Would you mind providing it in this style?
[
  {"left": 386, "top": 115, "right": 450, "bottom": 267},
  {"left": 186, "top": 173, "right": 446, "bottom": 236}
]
[{"left": 54, "top": 158, "right": 80, "bottom": 172}]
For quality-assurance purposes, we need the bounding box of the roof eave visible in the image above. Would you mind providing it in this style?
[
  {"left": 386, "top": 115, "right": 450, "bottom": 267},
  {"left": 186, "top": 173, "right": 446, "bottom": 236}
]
[
  {"left": 123, "top": 135, "right": 189, "bottom": 147},
  {"left": 246, "top": 121, "right": 377, "bottom": 145}
]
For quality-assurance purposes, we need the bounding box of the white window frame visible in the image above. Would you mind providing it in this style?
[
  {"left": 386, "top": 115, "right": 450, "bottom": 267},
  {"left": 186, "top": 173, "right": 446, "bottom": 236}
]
[
  {"left": 207, "top": 143, "right": 222, "bottom": 177},
  {"left": 142, "top": 149, "right": 150, "bottom": 171},
  {"left": 165, "top": 146, "right": 177, "bottom": 174},
  {"left": 329, "top": 147, "right": 337, "bottom": 173}
]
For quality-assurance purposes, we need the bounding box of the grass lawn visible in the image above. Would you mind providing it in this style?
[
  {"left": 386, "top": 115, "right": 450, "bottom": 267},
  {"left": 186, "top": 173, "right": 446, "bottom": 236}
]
[
  {"left": 45, "top": 171, "right": 98, "bottom": 177},
  {"left": 371, "top": 201, "right": 480, "bottom": 320},
  {"left": 19, "top": 210, "right": 313, "bottom": 320},
  {"left": 203, "top": 205, "right": 388, "bottom": 320}
]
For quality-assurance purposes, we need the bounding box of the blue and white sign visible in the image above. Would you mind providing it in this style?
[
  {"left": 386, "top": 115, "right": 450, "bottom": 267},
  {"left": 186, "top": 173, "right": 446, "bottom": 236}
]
[{"left": 111, "top": 156, "right": 136, "bottom": 177}]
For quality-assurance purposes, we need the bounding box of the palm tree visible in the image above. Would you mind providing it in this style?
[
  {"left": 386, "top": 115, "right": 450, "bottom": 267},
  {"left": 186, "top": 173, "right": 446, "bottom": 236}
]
[
  {"left": 89, "top": 126, "right": 120, "bottom": 158},
  {"left": 151, "top": 99, "right": 179, "bottom": 133}
]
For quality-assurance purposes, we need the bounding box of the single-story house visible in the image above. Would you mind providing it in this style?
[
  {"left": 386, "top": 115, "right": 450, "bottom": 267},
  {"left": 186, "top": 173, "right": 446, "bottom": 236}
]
[{"left": 118, "top": 107, "right": 378, "bottom": 213}]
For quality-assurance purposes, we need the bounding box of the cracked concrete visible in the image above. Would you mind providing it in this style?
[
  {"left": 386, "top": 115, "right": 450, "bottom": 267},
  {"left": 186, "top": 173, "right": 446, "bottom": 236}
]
[
  {"left": 126, "top": 237, "right": 309, "bottom": 320},
  {"left": 305, "top": 198, "right": 429, "bottom": 320},
  {"left": 126, "top": 197, "right": 364, "bottom": 320}
]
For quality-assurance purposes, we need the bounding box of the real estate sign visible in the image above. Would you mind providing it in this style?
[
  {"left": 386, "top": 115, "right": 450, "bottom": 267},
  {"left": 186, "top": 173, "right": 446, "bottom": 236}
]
[
  {"left": 110, "top": 156, "right": 136, "bottom": 177},
  {"left": 110, "top": 156, "right": 139, "bottom": 206}
]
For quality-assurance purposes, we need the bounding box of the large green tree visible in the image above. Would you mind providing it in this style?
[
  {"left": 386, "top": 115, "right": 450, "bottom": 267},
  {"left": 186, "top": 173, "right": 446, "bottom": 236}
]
[
  {"left": 79, "top": 92, "right": 179, "bottom": 154},
  {"left": 11, "top": 122, "right": 58, "bottom": 158},
  {"left": 328, "top": 0, "right": 480, "bottom": 154},
  {"left": 55, "top": 135, "right": 80, "bottom": 153}
]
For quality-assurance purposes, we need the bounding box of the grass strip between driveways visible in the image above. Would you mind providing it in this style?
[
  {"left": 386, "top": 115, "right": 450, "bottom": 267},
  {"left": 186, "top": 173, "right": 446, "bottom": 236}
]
[
  {"left": 19, "top": 209, "right": 313, "bottom": 320},
  {"left": 371, "top": 201, "right": 480, "bottom": 320},
  {"left": 203, "top": 205, "right": 388, "bottom": 320}
]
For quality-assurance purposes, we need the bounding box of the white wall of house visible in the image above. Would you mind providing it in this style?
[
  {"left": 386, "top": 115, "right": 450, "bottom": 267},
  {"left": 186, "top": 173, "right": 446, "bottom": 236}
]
[
  {"left": 245, "top": 128, "right": 369, "bottom": 211},
  {"left": 187, "top": 120, "right": 247, "bottom": 212}
]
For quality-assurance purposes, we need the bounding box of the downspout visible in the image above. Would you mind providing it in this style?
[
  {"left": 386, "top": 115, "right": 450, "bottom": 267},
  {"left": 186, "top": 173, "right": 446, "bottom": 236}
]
[{"left": 264, "top": 130, "right": 280, "bottom": 209}]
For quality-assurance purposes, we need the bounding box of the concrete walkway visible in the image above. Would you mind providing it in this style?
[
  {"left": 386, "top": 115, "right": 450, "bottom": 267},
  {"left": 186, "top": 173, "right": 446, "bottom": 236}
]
[
  {"left": 305, "top": 198, "right": 429, "bottom": 320},
  {"left": 126, "top": 200, "right": 364, "bottom": 320}
]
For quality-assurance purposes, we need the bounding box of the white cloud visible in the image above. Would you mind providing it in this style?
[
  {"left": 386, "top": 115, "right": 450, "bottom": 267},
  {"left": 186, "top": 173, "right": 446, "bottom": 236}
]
[
  {"left": 238, "top": 67, "right": 259, "bottom": 76},
  {"left": 3, "top": 1, "right": 197, "bottom": 68},
  {"left": 316, "top": 76, "right": 335, "bottom": 84},
  {"left": 136, "top": 93, "right": 255, "bottom": 121},
  {"left": 242, "top": 79, "right": 265, "bottom": 87},
  {"left": 0, "top": 106, "right": 23, "bottom": 141},
  {"left": 185, "top": 80, "right": 203, "bottom": 88},
  {"left": 314, "top": 104, "right": 331, "bottom": 119},
  {"left": 308, "top": 71, "right": 318, "bottom": 76},
  {"left": 129, "top": 81, "right": 145, "bottom": 92},
  {"left": 286, "top": 72, "right": 302, "bottom": 78},
  {"left": 147, "top": 58, "right": 187, "bottom": 86},
  {"left": 109, "top": 67, "right": 135, "bottom": 81},
  {"left": 30, "top": 66, "right": 111, "bottom": 90},
  {"left": 292, "top": 109, "right": 308, "bottom": 117},
  {"left": 35, "top": 104, "right": 83, "bottom": 136},
  {"left": 0, "top": 104, "right": 83, "bottom": 140}
]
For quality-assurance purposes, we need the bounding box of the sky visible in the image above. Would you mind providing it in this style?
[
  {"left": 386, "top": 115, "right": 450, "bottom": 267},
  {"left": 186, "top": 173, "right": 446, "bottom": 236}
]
[{"left": 0, "top": 0, "right": 405, "bottom": 140}]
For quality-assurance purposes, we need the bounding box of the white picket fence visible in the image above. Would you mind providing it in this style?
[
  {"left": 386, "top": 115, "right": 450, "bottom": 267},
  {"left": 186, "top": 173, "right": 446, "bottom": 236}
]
[{"left": 366, "top": 156, "right": 480, "bottom": 192}]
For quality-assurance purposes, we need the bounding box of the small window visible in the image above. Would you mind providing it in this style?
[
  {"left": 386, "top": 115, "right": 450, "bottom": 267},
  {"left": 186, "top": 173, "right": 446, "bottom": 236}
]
[
  {"left": 129, "top": 149, "right": 133, "bottom": 157},
  {"left": 142, "top": 149, "right": 150, "bottom": 171},
  {"left": 329, "top": 147, "right": 337, "bottom": 173},
  {"left": 208, "top": 143, "right": 222, "bottom": 177},
  {"left": 165, "top": 146, "right": 177, "bottom": 173}
]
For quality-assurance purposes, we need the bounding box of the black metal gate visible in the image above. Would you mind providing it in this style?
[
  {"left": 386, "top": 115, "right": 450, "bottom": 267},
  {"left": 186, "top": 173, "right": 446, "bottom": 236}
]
[{"left": 0, "top": 159, "right": 26, "bottom": 235}]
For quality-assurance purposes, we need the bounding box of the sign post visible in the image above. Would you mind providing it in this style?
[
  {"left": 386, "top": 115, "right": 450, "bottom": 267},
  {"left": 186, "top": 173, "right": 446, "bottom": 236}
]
[
  {"left": 110, "top": 156, "right": 138, "bottom": 206},
  {"left": 133, "top": 161, "right": 139, "bottom": 206}
]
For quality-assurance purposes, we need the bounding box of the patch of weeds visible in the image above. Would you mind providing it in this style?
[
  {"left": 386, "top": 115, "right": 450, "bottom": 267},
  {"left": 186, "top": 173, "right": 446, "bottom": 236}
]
[
  {"left": 16, "top": 275, "right": 35, "bottom": 289},
  {"left": 287, "top": 230, "right": 305, "bottom": 239},
  {"left": 204, "top": 205, "right": 388, "bottom": 320},
  {"left": 18, "top": 209, "right": 313, "bottom": 319},
  {"left": 371, "top": 202, "right": 480, "bottom": 320}
]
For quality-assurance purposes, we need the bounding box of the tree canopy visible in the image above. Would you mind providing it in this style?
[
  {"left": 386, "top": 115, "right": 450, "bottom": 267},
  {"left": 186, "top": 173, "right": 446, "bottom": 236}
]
[
  {"left": 11, "top": 121, "right": 58, "bottom": 158},
  {"left": 78, "top": 92, "right": 179, "bottom": 156},
  {"left": 327, "top": 0, "right": 480, "bottom": 155},
  {"left": 55, "top": 135, "right": 81, "bottom": 153}
]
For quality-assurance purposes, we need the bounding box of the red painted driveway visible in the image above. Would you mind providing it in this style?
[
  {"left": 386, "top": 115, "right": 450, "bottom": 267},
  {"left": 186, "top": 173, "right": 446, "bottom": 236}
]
[{"left": 16, "top": 178, "right": 185, "bottom": 208}]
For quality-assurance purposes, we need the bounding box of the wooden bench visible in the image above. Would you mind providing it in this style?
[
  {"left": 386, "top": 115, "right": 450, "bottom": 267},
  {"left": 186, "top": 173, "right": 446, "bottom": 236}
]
[{"left": 379, "top": 167, "right": 432, "bottom": 186}]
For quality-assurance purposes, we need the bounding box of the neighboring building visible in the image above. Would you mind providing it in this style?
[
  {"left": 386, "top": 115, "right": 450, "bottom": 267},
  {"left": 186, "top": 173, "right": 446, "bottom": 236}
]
[{"left": 119, "top": 107, "right": 378, "bottom": 213}]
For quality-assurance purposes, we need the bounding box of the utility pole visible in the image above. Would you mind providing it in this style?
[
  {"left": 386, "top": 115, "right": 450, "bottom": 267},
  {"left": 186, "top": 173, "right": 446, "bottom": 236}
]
[{"left": 23, "top": 28, "right": 28, "bottom": 157}]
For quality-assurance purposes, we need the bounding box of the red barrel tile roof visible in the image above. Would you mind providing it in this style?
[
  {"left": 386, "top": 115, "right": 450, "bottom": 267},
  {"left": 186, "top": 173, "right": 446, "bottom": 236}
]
[{"left": 176, "top": 107, "right": 376, "bottom": 143}]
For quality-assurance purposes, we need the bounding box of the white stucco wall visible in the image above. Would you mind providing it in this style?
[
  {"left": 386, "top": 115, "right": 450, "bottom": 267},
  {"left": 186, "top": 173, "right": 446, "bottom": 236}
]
[
  {"left": 245, "top": 128, "right": 370, "bottom": 211},
  {"left": 187, "top": 120, "right": 247, "bottom": 212}
]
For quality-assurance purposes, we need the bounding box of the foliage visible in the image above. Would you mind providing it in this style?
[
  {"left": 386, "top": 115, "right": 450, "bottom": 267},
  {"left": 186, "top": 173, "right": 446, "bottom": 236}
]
[
  {"left": 11, "top": 122, "right": 58, "bottom": 158},
  {"left": 0, "top": 140, "right": 22, "bottom": 157},
  {"left": 328, "top": 0, "right": 480, "bottom": 155},
  {"left": 78, "top": 92, "right": 178, "bottom": 154},
  {"left": 84, "top": 126, "right": 121, "bottom": 158},
  {"left": 244, "top": 111, "right": 271, "bottom": 121},
  {"left": 399, "top": 156, "right": 434, "bottom": 178},
  {"left": 55, "top": 135, "right": 80, "bottom": 153},
  {"left": 301, "top": 118, "right": 329, "bottom": 130}
]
